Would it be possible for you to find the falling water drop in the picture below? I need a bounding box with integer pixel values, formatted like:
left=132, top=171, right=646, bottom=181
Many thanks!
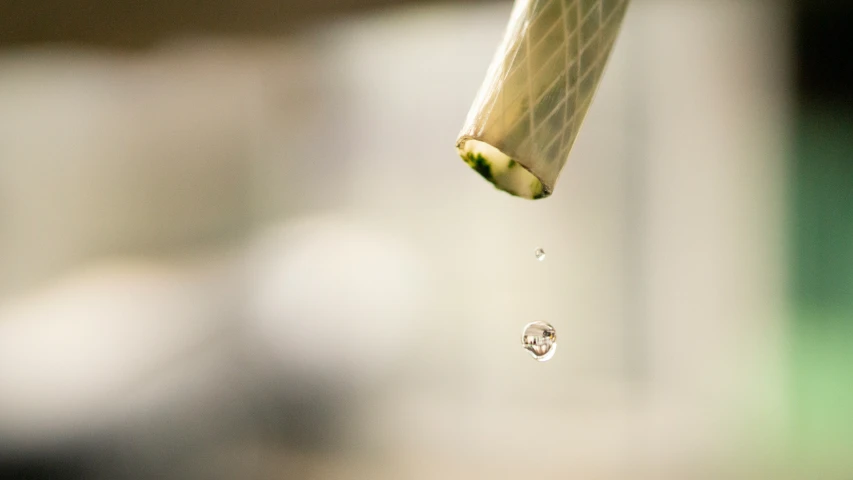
left=521, top=321, right=557, bottom=361
left=534, top=248, right=546, bottom=261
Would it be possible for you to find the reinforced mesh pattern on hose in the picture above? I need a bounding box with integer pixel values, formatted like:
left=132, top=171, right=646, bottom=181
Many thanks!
left=457, top=0, right=630, bottom=199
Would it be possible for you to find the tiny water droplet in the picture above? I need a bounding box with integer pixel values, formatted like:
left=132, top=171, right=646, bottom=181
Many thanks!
left=534, top=248, right=546, bottom=261
left=521, top=321, right=557, bottom=361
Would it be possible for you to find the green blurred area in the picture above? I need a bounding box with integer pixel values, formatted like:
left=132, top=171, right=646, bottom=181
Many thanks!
left=790, top=106, right=853, bottom=469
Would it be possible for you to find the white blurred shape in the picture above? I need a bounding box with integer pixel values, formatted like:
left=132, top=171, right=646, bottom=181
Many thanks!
left=0, top=259, right=234, bottom=442
left=246, top=215, right=427, bottom=382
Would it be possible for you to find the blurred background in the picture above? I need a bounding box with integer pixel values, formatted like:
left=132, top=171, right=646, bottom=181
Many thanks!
left=0, top=0, right=850, bottom=478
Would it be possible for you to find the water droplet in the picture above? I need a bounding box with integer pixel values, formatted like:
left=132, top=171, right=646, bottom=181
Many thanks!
left=534, top=248, right=546, bottom=261
left=521, top=321, right=557, bottom=361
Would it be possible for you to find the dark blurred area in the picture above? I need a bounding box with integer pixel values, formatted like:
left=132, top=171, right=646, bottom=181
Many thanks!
left=0, top=0, right=851, bottom=479
left=796, top=1, right=853, bottom=106
left=0, top=0, right=492, bottom=47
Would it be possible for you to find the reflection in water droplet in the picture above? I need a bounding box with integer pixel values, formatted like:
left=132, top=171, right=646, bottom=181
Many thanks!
left=521, top=321, right=557, bottom=361
left=534, top=248, right=546, bottom=261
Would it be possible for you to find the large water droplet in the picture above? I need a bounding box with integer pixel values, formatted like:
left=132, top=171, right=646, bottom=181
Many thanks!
left=534, top=248, right=546, bottom=261
left=521, top=321, right=557, bottom=361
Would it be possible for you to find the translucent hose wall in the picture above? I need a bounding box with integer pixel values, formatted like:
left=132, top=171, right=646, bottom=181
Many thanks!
left=457, top=0, right=629, bottom=199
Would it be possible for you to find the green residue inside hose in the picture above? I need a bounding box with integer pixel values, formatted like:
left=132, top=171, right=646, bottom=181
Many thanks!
left=457, top=139, right=548, bottom=199
left=464, top=151, right=495, bottom=184
left=531, top=179, right=546, bottom=199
